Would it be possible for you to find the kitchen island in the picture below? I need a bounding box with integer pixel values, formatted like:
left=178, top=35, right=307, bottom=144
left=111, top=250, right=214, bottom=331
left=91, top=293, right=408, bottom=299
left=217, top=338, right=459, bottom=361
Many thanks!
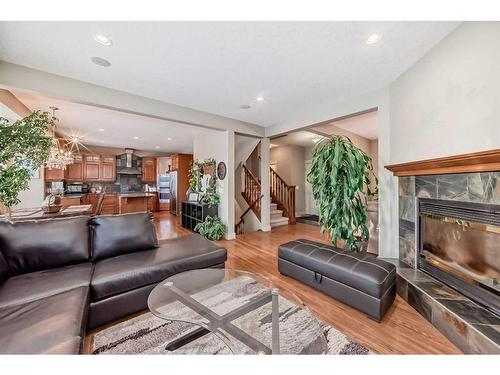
left=117, top=193, right=157, bottom=214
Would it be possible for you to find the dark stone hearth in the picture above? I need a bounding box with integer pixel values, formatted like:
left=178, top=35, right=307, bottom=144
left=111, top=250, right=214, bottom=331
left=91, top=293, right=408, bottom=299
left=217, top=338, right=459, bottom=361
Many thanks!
left=407, top=283, right=433, bottom=322
left=438, top=299, right=500, bottom=326
left=397, top=268, right=500, bottom=354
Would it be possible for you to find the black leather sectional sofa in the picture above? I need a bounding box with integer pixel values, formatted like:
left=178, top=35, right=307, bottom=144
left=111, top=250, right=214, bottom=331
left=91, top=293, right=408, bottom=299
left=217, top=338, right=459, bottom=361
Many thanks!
left=0, top=212, right=227, bottom=354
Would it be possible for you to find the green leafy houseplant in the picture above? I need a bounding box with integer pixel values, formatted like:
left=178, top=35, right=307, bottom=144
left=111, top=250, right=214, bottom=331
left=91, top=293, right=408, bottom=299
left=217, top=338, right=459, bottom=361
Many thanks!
left=194, top=215, right=226, bottom=241
left=307, top=135, right=376, bottom=252
left=202, top=189, right=220, bottom=207
left=188, top=159, right=200, bottom=192
left=0, top=111, right=53, bottom=218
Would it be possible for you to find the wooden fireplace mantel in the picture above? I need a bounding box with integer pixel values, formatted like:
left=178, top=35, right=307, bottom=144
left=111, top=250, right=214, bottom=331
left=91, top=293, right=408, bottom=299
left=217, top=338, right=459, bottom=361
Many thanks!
left=385, top=148, right=500, bottom=177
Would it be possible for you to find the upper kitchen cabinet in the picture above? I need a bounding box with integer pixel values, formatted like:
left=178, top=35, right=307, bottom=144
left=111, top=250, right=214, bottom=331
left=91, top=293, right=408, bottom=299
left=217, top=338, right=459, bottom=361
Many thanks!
left=142, top=157, right=157, bottom=183
left=100, top=154, right=116, bottom=182
left=83, top=154, right=101, bottom=181
left=65, top=154, right=83, bottom=181
left=44, top=167, right=65, bottom=181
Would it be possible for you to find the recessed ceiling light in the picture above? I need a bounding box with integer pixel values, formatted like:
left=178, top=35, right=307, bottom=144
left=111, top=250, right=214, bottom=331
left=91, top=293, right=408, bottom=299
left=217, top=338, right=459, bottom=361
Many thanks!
left=366, top=33, right=382, bottom=44
left=98, top=128, right=105, bottom=132
left=240, top=104, right=251, bottom=109
left=90, top=56, right=111, bottom=67
left=155, top=146, right=160, bottom=149
left=256, top=96, right=264, bottom=102
left=94, top=33, right=113, bottom=46
left=167, top=137, right=172, bottom=141
left=133, top=136, right=139, bottom=140
left=100, top=140, right=105, bottom=143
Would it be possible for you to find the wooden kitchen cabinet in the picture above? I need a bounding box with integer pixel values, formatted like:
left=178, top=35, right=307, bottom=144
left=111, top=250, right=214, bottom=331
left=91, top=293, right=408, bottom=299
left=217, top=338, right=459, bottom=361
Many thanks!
left=147, top=193, right=159, bottom=212
left=171, top=155, right=179, bottom=170
left=100, top=194, right=118, bottom=215
left=84, top=193, right=99, bottom=214
left=142, top=157, right=157, bottom=183
left=100, top=155, right=116, bottom=182
left=60, top=196, right=82, bottom=207
left=44, top=167, right=65, bottom=181
left=65, top=154, right=83, bottom=181
left=84, top=155, right=101, bottom=181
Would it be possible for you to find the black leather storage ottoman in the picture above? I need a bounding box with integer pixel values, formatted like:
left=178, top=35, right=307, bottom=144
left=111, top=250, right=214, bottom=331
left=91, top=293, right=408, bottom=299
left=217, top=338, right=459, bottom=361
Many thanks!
left=278, top=239, right=396, bottom=322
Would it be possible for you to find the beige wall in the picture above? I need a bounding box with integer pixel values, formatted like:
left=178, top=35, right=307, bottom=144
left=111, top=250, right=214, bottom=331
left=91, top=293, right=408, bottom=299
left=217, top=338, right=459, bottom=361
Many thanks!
left=194, top=129, right=235, bottom=240
left=390, top=22, right=500, bottom=163
left=270, top=144, right=306, bottom=215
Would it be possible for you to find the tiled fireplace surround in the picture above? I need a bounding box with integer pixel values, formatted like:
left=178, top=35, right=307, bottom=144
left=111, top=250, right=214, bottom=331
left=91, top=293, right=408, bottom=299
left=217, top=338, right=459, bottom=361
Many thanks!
left=397, top=172, right=500, bottom=354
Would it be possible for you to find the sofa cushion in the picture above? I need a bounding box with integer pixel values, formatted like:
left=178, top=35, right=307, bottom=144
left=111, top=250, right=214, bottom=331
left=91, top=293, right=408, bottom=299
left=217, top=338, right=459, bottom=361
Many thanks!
left=0, top=262, right=94, bottom=308
left=278, top=239, right=396, bottom=298
left=0, top=250, right=9, bottom=284
left=91, top=212, right=158, bottom=261
left=0, top=286, right=89, bottom=354
left=91, top=233, right=227, bottom=301
left=0, top=216, right=90, bottom=275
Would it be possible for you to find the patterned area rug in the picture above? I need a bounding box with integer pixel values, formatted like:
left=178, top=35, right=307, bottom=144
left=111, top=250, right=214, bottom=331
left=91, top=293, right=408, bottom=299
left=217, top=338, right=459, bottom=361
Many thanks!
left=92, top=276, right=370, bottom=355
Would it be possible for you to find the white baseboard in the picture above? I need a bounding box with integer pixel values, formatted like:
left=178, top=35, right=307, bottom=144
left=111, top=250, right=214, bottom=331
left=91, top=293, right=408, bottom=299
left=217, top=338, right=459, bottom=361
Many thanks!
left=224, top=232, right=236, bottom=240
left=260, top=225, right=272, bottom=232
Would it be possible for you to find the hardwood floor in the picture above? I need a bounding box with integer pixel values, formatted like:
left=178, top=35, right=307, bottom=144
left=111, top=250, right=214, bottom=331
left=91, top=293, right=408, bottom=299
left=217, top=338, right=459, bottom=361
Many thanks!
left=86, top=212, right=461, bottom=354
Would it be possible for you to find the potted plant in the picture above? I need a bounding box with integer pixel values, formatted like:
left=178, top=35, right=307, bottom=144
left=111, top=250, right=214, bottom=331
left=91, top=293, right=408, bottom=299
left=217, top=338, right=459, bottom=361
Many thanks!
left=202, top=189, right=220, bottom=207
left=0, top=111, right=53, bottom=220
left=194, top=215, right=226, bottom=241
left=307, top=135, right=377, bottom=252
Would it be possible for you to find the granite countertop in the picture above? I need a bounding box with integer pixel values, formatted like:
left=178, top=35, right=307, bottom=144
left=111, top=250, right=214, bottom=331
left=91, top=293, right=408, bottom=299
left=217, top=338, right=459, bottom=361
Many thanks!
left=60, top=194, right=87, bottom=199
left=117, top=193, right=156, bottom=198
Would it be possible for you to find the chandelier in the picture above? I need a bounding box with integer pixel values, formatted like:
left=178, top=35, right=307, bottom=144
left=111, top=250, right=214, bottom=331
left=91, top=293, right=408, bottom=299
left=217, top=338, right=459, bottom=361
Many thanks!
left=45, top=106, right=74, bottom=170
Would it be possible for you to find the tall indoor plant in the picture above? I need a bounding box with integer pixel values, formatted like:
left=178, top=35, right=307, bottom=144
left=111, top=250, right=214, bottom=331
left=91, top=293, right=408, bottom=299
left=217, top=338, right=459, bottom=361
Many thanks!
left=307, top=135, right=376, bottom=251
left=0, top=111, right=53, bottom=219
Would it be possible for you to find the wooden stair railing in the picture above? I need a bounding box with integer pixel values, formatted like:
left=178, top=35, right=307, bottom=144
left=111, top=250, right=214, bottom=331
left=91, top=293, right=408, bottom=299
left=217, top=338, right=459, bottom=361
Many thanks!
left=235, top=194, right=264, bottom=235
left=241, top=164, right=262, bottom=220
left=269, top=167, right=296, bottom=224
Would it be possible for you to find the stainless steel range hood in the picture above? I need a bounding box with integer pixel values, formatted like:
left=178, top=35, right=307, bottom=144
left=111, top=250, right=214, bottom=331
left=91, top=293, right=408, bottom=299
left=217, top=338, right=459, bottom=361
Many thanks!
left=117, top=148, right=142, bottom=175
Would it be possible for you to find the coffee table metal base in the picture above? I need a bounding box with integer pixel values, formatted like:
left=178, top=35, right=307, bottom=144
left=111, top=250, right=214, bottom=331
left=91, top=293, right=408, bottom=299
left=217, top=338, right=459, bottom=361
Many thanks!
left=163, top=281, right=280, bottom=354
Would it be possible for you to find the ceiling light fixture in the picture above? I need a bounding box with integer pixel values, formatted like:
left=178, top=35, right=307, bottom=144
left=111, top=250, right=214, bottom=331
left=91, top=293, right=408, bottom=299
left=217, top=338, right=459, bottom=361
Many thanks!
left=155, top=146, right=160, bottom=149
left=90, top=56, right=111, bottom=67
left=94, top=33, right=113, bottom=46
left=366, top=33, right=382, bottom=44
left=256, top=96, right=264, bottom=102
left=133, top=136, right=139, bottom=140
left=240, top=104, right=251, bottom=109
left=167, top=137, right=172, bottom=141
left=98, top=128, right=105, bottom=132
left=45, top=107, right=74, bottom=170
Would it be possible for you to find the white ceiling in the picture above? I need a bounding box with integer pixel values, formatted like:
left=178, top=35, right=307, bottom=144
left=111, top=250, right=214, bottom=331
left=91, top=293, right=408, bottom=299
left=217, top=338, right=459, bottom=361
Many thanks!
left=0, top=22, right=459, bottom=127
left=271, top=131, right=322, bottom=148
left=312, top=110, right=378, bottom=140
left=12, top=89, right=205, bottom=153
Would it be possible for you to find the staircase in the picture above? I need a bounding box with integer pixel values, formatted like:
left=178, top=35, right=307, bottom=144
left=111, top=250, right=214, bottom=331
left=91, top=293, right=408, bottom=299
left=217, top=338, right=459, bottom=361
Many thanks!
left=236, top=163, right=297, bottom=233
left=269, top=167, right=296, bottom=225
left=270, top=202, right=289, bottom=228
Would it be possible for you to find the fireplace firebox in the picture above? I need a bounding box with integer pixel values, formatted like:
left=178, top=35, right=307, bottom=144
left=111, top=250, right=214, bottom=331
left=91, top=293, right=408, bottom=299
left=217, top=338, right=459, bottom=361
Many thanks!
left=417, top=198, right=500, bottom=316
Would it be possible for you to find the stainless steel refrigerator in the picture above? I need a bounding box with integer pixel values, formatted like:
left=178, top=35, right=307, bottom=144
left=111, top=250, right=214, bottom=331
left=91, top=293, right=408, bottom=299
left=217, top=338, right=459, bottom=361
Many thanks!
left=169, top=170, right=178, bottom=215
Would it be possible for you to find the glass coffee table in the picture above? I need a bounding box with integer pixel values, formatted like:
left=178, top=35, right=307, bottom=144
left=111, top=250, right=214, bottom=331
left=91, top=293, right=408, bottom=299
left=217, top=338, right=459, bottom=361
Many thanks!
left=147, top=268, right=306, bottom=354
